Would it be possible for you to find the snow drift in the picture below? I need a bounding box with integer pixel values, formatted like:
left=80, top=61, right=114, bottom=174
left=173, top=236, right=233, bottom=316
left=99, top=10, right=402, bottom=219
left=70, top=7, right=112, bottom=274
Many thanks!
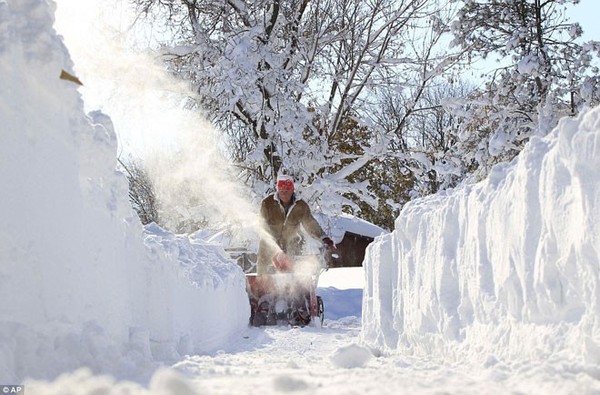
left=0, top=0, right=248, bottom=383
left=362, top=106, right=600, bottom=372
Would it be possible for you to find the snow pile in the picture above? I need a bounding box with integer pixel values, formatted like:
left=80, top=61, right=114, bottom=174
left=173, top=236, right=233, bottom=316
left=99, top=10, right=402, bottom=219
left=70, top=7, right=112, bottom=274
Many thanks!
left=330, top=343, right=373, bottom=369
left=362, top=106, right=600, bottom=371
left=0, top=0, right=247, bottom=383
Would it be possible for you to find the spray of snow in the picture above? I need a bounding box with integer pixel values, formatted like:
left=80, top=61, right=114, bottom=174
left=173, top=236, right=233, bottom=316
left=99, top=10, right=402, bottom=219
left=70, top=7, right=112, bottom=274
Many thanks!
left=54, top=0, right=260, bottom=239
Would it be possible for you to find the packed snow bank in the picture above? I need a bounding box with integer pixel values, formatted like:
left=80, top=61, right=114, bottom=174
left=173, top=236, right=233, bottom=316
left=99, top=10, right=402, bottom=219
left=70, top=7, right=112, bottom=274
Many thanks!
left=0, top=0, right=247, bottom=383
left=362, top=106, right=600, bottom=371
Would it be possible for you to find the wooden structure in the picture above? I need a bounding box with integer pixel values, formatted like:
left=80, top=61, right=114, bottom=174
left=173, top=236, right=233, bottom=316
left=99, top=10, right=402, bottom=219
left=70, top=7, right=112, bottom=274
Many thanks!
left=320, top=213, right=387, bottom=268
left=328, top=231, right=375, bottom=268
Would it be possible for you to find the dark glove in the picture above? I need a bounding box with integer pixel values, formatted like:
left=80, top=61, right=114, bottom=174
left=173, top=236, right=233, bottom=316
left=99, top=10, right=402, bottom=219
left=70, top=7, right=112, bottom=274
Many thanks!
left=322, top=237, right=336, bottom=249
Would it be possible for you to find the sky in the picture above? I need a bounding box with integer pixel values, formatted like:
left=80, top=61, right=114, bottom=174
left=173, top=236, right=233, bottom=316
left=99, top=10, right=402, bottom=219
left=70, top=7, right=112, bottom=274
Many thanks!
left=0, top=0, right=599, bottom=394
left=568, top=0, right=600, bottom=41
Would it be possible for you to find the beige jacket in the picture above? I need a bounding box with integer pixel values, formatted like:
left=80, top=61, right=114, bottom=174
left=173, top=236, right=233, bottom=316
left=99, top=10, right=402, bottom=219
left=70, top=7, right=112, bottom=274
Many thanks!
left=256, top=193, right=326, bottom=274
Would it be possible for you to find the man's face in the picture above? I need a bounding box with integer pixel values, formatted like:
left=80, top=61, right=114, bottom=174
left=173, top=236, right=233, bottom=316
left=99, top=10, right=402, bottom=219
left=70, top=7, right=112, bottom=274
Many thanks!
left=278, top=189, right=293, bottom=204
left=276, top=178, right=294, bottom=204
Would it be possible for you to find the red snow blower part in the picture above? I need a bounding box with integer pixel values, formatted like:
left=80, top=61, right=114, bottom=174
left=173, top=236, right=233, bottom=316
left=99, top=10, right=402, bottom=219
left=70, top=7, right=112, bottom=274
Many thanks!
left=246, top=246, right=333, bottom=327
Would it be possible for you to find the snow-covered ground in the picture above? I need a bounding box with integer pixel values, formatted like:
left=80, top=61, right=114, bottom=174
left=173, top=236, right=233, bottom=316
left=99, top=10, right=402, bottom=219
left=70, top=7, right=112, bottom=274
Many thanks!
left=1, top=0, right=599, bottom=394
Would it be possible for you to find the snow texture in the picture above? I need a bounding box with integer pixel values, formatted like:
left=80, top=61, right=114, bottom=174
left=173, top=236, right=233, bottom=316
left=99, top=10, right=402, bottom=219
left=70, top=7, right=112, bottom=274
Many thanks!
left=0, top=0, right=247, bottom=383
left=362, top=103, right=600, bottom=375
left=330, top=343, right=373, bottom=368
left=1, top=0, right=599, bottom=394
left=313, top=212, right=387, bottom=245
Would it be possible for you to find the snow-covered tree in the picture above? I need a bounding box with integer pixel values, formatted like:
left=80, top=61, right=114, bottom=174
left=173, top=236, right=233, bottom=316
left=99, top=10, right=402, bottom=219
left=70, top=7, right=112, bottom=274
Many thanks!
left=406, top=80, right=475, bottom=195
left=130, top=0, right=463, bottom=229
left=447, top=0, right=600, bottom=180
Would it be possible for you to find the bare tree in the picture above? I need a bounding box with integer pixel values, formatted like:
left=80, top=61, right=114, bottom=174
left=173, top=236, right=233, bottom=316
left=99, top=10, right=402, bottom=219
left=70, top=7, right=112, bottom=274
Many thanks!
left=118, top=157, right=159, bottom=225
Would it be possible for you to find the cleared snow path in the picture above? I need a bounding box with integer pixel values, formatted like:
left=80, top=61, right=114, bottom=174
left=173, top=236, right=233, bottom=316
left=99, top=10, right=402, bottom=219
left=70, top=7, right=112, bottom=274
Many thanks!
left=161, top=314, right=561, bottom=395
left=172, top=318, right=364, bottom=394
left=165, top=318, right=596, bottom=395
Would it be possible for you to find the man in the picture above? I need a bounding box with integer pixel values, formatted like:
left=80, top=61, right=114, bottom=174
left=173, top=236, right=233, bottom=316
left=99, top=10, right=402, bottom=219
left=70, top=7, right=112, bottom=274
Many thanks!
left=256, top=174, right=335, bottom=275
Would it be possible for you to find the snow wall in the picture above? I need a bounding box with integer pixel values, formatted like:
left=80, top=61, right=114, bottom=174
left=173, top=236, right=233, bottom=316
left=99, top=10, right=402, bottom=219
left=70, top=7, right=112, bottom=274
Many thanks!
left=361, top=106, right=600, bottom=371
left=0, top=0, right=248, bottom=383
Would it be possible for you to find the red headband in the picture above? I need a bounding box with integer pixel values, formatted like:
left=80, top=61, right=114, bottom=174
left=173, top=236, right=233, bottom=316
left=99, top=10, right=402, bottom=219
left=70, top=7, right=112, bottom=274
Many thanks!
left=276, top=179, right=294, bottom=191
